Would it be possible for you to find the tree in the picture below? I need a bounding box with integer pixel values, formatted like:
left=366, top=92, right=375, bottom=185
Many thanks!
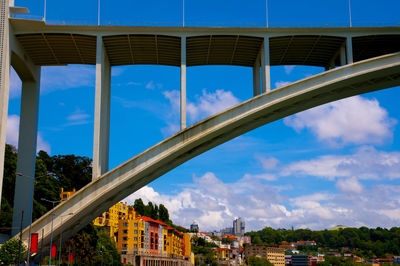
left=253, top=236, right=262, bottom=244
left=159, top=204, right=169, bottom=222
left=152, top=204, right=159, bottom=220
left=0, top=238, right=27, bottom=265
left=247, top=256, right=274, bottom=266
left=133, top=198, right=145, bottom=216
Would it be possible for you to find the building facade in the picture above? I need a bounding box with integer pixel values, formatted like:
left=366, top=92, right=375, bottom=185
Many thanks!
left=233, top=217, right=245, bottom=236
left=190, top=222, right=199, bottom=232
left=244, top=245, right=285, bottom=266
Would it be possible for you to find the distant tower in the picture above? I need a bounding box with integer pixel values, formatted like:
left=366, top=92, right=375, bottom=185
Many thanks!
left=233, top=217, right=245, bottom=236
left=190, top=221, right=199, bottom=232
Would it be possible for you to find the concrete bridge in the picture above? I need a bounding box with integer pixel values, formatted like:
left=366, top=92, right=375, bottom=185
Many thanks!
left=0, top=0, right=399, bottom=252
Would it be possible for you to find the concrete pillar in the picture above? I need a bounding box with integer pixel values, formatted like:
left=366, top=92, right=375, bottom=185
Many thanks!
left=261, top=36, right=271, bottom=93
left=340, top=43, right=346, bottom=66
left=11, top=68, right=41, bottom=236
left=180, top=36, right=186, bottom=130
left=346, top=36, right=353, bottom=64
left=0, top=0, right=10, bottom=211
left=252, top=56, right=260, bottom=97
left=93, top=34, right=111, bottom=180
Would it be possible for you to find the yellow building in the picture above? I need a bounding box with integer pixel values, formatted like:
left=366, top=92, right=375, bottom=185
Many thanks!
left=244, top=245, right=285, bottom=266
left=93, top=202, right=130, bottom=239
left=60, top=188, right=76, bottom=202
left=215, top=248, right=230, bottom=260
left=184, top=233, right=191, bottom=258
left=116, top=208, right=146, bottom=255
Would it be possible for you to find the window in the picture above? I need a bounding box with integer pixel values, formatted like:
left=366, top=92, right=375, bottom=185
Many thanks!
left=134, top=230, right=138, bottom=234
left=123, top=237, right=128, bottom=241
left=134, top=223, right=137, bottom=227
left=134, top=244, right=137, bottom=248
left=123, top=230, right=128, bottom=234
left=134, top=237, right=137, bottom=241
left=121, top=251, right=127, bottom=254
left=122, top=244, right=127, bottom=248
left=123, top=222, right=128, bottom=227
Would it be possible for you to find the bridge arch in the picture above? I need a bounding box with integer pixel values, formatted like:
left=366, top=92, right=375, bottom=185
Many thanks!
left=19, top=52, right=400, bottom=250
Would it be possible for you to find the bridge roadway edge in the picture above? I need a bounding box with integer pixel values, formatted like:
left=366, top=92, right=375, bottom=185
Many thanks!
left=16, top=53, right=400, bottom=251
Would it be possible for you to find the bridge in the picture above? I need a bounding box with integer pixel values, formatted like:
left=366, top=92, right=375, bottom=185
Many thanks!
left=0, top=0, right=399, bottom=254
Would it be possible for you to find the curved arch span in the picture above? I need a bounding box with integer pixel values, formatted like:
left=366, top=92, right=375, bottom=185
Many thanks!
left=20, top=53, right=400, bottom=248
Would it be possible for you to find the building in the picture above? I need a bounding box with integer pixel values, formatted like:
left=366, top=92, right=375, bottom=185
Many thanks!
left=291, top=255, right=310, bottom=266
left=60, top=188, right=75, bottom=202
left=118, top=213, right=192, bottom=265
left=190, top=221, right=199, bottom=232
left=233, top=217, right=245, bottom=236
left=244, top=245, right=285, bottom=266
left=221, top=227, right=233, bottom=235
left=93, top=201, right=129, bottom=239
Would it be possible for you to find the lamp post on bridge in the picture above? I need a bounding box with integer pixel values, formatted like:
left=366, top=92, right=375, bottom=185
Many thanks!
left=15, top=172, right=54, bottom=266
left=41, top=198, right=60, bottom=266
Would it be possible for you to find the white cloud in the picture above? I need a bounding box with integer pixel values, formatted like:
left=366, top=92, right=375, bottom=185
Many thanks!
left=284, top=65, right=295, bottom=75
left=57, top=108, right=92, bottom=127
left=284, top=96, right=396, bottom=146
left=282, top=146, right=400, bottom=181
left=6, top=115, right=19, bottom=146
left=125, top=171, right=286, bottom=231
left=336, top=177, right=364, bottom=193
left=146, top=81, right=155, bottom=90
left=124, top=171, right=400, bottom=231
left=10, top=67, right=22, bottom=98
left=242, top=173, right=277, bottom=181
left=41, top=65, right=95, bottom=93
left=6, top=115, right=51, bottom=153
left=256, top=155, right=279, bottom=170
left=161, top=89, right=240, bottom=136
left=275, top=81, right=291, bottom=88
left=187, top=89, right=240, bottom=122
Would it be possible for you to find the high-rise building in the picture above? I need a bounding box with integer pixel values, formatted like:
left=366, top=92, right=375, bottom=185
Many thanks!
left=233, top=217, right=245, bottom=236
left=190, top=221, right=199, bottom=232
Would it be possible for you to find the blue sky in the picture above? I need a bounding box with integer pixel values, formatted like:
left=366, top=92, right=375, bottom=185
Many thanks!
left=7, top=0, right=400, bottom=231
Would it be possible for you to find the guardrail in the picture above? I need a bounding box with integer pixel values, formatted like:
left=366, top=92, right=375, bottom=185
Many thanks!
left=11, top=14, right=400, bottom=28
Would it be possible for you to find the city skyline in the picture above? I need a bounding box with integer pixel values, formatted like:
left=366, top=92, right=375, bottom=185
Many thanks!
left=6, top=0, right=400, bottom=231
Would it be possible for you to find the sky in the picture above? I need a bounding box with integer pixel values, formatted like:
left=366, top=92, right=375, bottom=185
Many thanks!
left=6, top=0, right=400, bottom=232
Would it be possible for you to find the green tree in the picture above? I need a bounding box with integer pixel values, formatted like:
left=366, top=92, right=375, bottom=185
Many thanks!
left=133, top=198, right=145, bottom=216
left=152, top=204, right=159, bottom=220
left=247, top=255, right=274, bottom=266
left=0, top=238, right=27, bottom=265
left=159, top=204, right=169, bottom=222
left=253, top=236, right=262, bottom=244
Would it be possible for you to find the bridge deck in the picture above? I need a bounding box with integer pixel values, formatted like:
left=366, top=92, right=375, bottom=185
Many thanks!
left=10, top=19, right=400, bottom=67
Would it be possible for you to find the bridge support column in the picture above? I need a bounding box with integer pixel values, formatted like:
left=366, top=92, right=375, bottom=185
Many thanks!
left=340, top=43, right=347, bottom=66
left=346, top=36, right=353, bottom=64
left=11, top=67, right=41, bottom=236
left=253, top=52, right=261, bottom=96
left=261, top=36, right=271, bottom=93
left=180, top=36, right=186, bottom=130
left=93, top=35, right=111, bottom=180
left=0, top=0, right=10, bottom=211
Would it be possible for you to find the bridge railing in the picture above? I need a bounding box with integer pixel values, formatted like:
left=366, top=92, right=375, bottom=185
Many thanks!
left=11, top=0, right=400, bottom=28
